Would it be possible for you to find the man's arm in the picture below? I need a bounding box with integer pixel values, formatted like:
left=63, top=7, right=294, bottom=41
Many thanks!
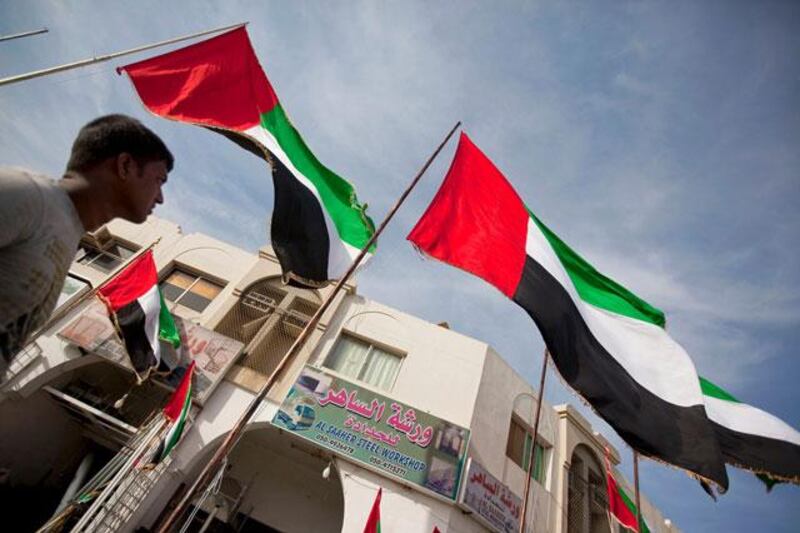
left=0, top=168, right=44, bottom=249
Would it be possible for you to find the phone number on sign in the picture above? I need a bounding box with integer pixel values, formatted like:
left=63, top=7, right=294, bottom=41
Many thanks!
left=315, top=433, right=355, bottom=455
left=368, top=456, right=408, bottom=477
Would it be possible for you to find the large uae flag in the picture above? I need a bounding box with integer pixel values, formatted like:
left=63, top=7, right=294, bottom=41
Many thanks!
left=99, top=250, right=179, bottom=380
left=408, top=133, right=728, bottom=489
left=701, top=376, right=800, bottom=485
left=119, top=27, right=375, bottom=287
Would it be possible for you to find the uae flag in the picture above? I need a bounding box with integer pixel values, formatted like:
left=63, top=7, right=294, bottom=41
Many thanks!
left=701, top=376, right=800, bottom=485
left=152, top=361, right=195, bottom=463
left=99, top=250, right=180, bottom=380
left=408, top=133, right=728, bottom=490
left=363, top=488, right=382, bottom=533
left=605, top=452, right=650, bottom=533
left=119, top=27, right=375, bottom=287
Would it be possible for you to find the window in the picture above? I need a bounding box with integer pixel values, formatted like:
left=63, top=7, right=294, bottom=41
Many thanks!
left=78, top=241, right=136, bottom=273
left=506, top=417, right=547, bottom=484
left=160, top=268, right=224, bottom=312
left=323, top=333, right=402, bottom=391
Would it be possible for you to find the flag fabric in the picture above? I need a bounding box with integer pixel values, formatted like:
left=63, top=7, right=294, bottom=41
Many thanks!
left=119, top=27, right=375, bottom=288
left=152, top=361, right=195, bottom=463
left=363, top=487, right=382, bottom=533
left=407, top=132, right=728, bottom=490
left=700, top=376, right=800, bottom=485
left=605, top=452, right=650, bottom=533
left=99, top=250, right=179, bottom=380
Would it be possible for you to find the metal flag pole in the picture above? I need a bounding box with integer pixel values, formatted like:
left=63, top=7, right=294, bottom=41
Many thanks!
left=633, top=450, right=642, bottom=533
left=0, top=28, right=49, bottom=43
left=0, top=22, right=246, bottom=87
left=157, top=121, right=462, bottom=533
left=518, top=348, right=550, bottom=533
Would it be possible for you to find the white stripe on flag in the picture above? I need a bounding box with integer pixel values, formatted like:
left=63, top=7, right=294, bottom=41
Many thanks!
left=243, top=125, right=369, bottom=278
left=524, top=217, right=704, bottom=408
left=137, top=284, right=162, bottom=368
left=705, top=395, right=800, bottom=445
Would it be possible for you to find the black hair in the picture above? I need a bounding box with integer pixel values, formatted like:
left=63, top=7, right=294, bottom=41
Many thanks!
left=66, top=114, right=174, bottom=172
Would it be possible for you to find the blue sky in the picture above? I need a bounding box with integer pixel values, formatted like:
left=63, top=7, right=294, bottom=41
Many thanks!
left=1, top=1, right=798, bottom=531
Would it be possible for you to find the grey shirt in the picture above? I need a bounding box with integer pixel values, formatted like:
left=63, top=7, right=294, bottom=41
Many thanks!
left=0, top=167, right=84, bottom=369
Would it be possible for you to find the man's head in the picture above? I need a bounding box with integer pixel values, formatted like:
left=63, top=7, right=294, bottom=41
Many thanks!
left=67, top=114, right=173, bottom=223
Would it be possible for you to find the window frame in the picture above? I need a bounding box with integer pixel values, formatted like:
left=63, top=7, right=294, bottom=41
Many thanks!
left=159, top=265, right=225, bottom=313
left=506, top=415, right=549, bottom=484
left=321, top=331, right=405, bottom=392
left=76, top=238, right=138, bottom=273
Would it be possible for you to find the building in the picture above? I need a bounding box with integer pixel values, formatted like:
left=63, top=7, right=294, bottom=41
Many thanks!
left=0, top=216, right=681, bottom=533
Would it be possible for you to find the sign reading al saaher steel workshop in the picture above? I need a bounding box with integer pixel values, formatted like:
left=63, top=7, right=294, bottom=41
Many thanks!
left=272, top=365, right=470, bottom=500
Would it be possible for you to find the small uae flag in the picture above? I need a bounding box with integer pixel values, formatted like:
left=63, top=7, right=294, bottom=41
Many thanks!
left=119, top=27, right=375, bottom=288
left=152, top=361, right=195, bottom=463
left=605, top=452, right=650, bottom=533
left=99, top=250, right=180, bottom=380
left=408, top=133, right=728, bottom=490
left=363, top=487, right=382, bottom=533
left=701, top=376, right=800, bottom=486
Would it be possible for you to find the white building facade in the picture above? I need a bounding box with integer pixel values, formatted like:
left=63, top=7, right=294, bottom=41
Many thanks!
left=0, top=216, right=681, bottom=533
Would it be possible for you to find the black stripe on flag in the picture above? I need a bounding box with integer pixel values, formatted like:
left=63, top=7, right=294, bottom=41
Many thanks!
left=116, top=300, right=157, bottom=375
left=712, top=422, right=800, bottom=481
left=205, top=126, right=330, bottom=287
left=512, top=256, right=729, bottom=489
left=270, top=156, right=330, bottom=286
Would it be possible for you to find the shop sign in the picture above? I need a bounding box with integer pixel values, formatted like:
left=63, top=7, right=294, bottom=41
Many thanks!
left=272, top=365, right=470, bottom=500
left=459, top=458, right=522, bottom=533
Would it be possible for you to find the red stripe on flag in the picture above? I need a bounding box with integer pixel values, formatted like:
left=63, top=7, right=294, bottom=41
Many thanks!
left=99, top=250, right=158, bottom=310
left=164, top=361, right=195, bottom=421
left=119, top=27, right=279, bottom=131
left=605, top=449, right=640, bottom=532
left=407, top=132, right=528, bottom=298
left=606, top=470, right=639, bottom=531
left=363, top=487, right=381, bottom=533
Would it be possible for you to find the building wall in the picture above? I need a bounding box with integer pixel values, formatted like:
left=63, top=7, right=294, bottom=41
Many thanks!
left=0, top=215, right=683, bottom=533
left=469, top=348, right=560, bottom=533
left=553, top=405, right=682, bottom=533
left=336, top=458, right=486, bottom=533
left=309, top=293, right=488, bottom=428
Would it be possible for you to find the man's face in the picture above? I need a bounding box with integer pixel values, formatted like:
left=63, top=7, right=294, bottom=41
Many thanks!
left=123, top=158, right=168, bottom=223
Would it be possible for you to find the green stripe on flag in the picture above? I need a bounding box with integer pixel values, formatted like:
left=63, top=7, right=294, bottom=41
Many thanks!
left=158, top=289, right=180, bottom=348
left=699, top=377, right=740, bottom=403
left=528, top=210, right=666, bottom=328
left=619, top=483, right=651, bottom=533
left=260, top=104, right=376, bottom=251
left=160, top=383, right=192, bottom=461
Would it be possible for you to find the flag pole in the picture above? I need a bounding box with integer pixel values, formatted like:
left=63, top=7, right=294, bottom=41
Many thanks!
left=633, top=450, right=642, bottom=533
left=156, top=121, right=462, bottom=533
left=518, top=348, right=550, bottom=533
left=0, top=22, right=246, bottom=87
left=0, top=27, right=48, bottom=43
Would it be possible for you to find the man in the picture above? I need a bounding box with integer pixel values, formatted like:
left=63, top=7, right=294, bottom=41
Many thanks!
left=0, top=114, right=173, bottom=372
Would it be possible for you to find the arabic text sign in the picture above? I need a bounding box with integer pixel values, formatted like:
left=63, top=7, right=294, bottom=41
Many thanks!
left=460, top=458, right=522, bottom=533
left=272, top=365, right=470, bottom=500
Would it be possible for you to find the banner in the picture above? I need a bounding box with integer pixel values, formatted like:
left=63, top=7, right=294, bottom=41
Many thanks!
left=58, top=299, right=243, bottom=403
left=272, top=365, right=470, bottom=500
left=459, top=458, right=522, bottom=533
